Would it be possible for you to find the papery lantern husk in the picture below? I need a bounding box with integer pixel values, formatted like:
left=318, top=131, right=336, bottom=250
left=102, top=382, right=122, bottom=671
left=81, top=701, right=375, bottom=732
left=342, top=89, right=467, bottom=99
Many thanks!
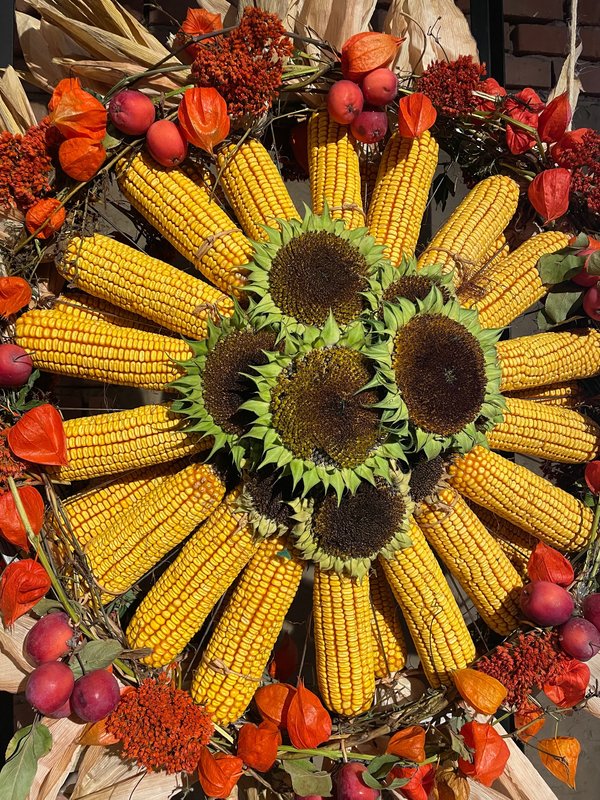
left=452, top=669, right=507, bottom=715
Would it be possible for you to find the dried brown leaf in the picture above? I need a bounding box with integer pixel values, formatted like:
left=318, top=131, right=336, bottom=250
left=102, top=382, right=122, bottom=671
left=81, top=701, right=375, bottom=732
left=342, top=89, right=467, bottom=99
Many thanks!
left=70, top=749, right=182, bottom=800
left=0, top=613, right=35, bottom=692
left=384, top=0, right=478, bottom=76
left=296, top=0, right=377, bottom=50
left=0, top=66, right=37, bottom=133
left=29, top=717, right=84, bottom=800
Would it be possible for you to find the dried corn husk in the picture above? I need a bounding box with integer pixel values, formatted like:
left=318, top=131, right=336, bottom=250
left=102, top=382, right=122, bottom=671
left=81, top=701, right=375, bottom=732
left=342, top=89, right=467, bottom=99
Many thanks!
left=0, top=613, right=35, bottom=692
left=383, top=0, right=478, bottom=76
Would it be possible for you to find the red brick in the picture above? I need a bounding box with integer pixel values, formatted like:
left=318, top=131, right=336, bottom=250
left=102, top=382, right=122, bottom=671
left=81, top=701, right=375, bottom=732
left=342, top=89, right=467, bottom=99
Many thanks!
left=505, top=23, right=512, bottom=52
left=505, top=55, right=553, bottom=88
left=580, top=64, right=600, bottom=96
left=579, top=0, right=600, bottom=25
left=514, top=23, right=568, bottom=56
left=581, top=28, right=600, bottom=61
left=503, top=0, right=564, bottom=23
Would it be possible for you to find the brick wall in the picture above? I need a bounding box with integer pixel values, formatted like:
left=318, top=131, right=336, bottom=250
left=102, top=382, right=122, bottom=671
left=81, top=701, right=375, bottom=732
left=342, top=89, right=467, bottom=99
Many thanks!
left=456, top=0, right=600, bottom=128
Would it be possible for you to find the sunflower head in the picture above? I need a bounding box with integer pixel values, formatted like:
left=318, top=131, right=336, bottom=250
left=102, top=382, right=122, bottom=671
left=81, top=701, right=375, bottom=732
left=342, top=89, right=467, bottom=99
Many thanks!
left=364, top=258, right=454, bottom=318
left=375, top=290, right=504, bottom=458
left=291, top=470, right=413, bottom=578
left=243, top=316, right=407, bottom=498
left=171, top=306, right=288, bottom=465
left=238, top=468, right=295, bottom=539
left=246, top=207, right=388, bottom=335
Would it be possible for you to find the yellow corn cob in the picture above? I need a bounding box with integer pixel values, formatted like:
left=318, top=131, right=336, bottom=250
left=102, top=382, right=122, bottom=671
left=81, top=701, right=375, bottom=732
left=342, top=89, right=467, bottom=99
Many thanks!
left=53, top=292, right=156, bottom=331
left=313, top=568, right=375, bottom=716
left=191, top=537, right=304, bottom=724
left=57, top=234, right=234, bottom=339
left=15, top=309, right=191, bottom=392
left=506, top=381, right=586, bottom=408
left=216, top=140, right=300, bottom=240
left=417, top=490, right=522, bottom=635
left=370, top=562, right=407, bottom=678
left=86, top=463, right=225, bottom=596
left=458, top=231, right=569, bottom=328
left=469, top=503, right=536, bottom=579
left=48, top=403, right=207, bottom=482
left=487, top=396, right=600, bottom=462
left=127, top=488, right=258, bottom=667
left=62, top=461, right=185, bottom=548
left=116, top=151, right=251, bottom=298
left=366, top=131, right=439, bottom=264
left=417, top=175, right=519, bottom=282
left=449, top=446, right=594, bottom=552
left=308, top=109, right=365, bottom=229
left=379, top=520, right=476, bottom=686
left=497, top=328, right=600, bottom=392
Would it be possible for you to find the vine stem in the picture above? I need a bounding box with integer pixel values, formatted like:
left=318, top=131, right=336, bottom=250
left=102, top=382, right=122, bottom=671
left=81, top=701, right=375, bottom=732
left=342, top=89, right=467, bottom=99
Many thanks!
left=7, top=476, right=134, bottom=679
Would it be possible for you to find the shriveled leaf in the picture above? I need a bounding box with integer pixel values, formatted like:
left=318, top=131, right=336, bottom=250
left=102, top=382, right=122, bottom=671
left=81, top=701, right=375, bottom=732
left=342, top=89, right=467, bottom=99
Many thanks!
left=0, top=722, right=52, bottom=800
left=281, top=757, right=333, bottom=797
left=69, top=639, right=122, bottom=679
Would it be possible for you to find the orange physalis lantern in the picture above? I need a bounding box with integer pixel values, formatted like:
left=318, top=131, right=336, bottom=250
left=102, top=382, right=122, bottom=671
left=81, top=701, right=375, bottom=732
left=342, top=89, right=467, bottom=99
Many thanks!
left=457, top=721, right=509, bottom=787
left=254, top=682, right=295, bottom=728
left=527, top=168, right=571, bottom=223
left=0, top=485, right=45, bottom=550
left=0, top=559, right=52, bottom=626
left=286, top=680, right=332, bottom=749
left=397, top=93, right=437, bottom=138
left=341, top=32, right=404, bottom=82
left=25, top=198, right=66, bottom=239
left=197, top=747, right=243, bottom=798
left=7, top=404, right=68, bottom=466
left=514, top=701, right=545, bottom=742
left=237, top=721, right=281, bottom=772
left=538, top=737, right=580, bottom=789
left=543, top=659, right=589, bottom=708
left=177, top=8, right=222, bottom=58
left=527, top=541, right=574, bottom=586
left=386, top=725, right=426, bottom=762
left=389, top=763, right=436, bottom=800
left=538, top=93, right=571, bottom=144
left=59, top=138, right=106, bottom=182
left=177, top=87, right=230, bottom=154
left=452, top=668, right=507, bottom=715
left=50, top=79, right=107, bottom=140
left=0, top=277, right=31, bottom=317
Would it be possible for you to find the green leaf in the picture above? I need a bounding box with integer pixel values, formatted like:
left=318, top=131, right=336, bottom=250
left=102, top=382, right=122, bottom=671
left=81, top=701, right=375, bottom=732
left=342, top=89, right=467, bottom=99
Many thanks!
left=0, top=723, right=52, bottom=800
left=69, top=638, right=122, bottom=679
left=587, top=250, right=600, bottom=275
left=542, top=284, right=583, bottom=325
left=31, top=598, right=64, bottom=615
left=281, top=758, right=332, bottom=797
left=538, top=252, right=584, bottom=285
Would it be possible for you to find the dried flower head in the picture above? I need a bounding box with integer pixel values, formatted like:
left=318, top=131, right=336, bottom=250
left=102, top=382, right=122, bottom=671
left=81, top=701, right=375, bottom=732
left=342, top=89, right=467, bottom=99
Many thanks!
left=476, top=630, right=570, bottom=710
left=417, top=55, right=486, bottom=117
left=0, top=119, right=60, bottom=210
left=191, top=7, right=293, bottom=121
left=105, top=678, right=214, bottom=773
left=557, top=129, right=600, bottom=218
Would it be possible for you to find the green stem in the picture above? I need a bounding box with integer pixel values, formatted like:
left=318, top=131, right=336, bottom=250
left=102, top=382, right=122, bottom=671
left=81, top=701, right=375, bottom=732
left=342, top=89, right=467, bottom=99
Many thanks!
left=7, top=476, right=134, bottom=679
left=581, top=494, right=600, bottom=595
